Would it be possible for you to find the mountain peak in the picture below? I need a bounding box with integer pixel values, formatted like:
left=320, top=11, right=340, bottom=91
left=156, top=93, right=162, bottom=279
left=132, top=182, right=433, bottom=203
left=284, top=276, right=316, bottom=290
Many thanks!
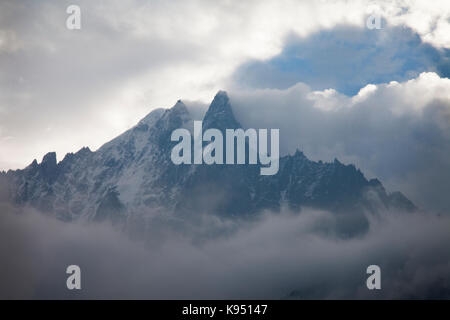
left=40, top=152, right=58, bottom=183
left=166, top=99, right=189, bottom=119
left=173, top=99, right=186, bottom=109
left=153, top=99, right=192, bottom=136
left=137, top=108, right=165, bottom=127
left=203, top=90, right=241, bottom=131
left=293, top=149, right=306, bottom=158
left=215, top=90, right=228, bottom=98
left=42, top=152, right=57, bottom=165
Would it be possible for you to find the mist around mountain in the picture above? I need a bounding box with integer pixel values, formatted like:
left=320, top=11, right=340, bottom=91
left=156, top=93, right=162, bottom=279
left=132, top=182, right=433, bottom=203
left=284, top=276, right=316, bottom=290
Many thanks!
left=1, top=194, right=450, bottom=299
left=1, top=91, right=449, bottom=299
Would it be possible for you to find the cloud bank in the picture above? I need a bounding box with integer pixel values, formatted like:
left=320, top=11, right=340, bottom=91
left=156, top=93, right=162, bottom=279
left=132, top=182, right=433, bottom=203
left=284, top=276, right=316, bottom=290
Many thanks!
left=1, top=204, right=450, bottom=299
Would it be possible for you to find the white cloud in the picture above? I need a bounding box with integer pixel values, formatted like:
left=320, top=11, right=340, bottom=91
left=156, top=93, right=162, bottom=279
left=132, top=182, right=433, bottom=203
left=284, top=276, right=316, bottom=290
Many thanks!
left=0, top=0, right=448, bottom=170
left=384, top=0, right=450, bottom=49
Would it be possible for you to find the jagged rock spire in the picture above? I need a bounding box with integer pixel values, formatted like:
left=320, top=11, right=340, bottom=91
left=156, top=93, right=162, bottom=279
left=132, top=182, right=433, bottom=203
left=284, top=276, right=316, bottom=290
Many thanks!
left=202, top=91, right=241, bottom=131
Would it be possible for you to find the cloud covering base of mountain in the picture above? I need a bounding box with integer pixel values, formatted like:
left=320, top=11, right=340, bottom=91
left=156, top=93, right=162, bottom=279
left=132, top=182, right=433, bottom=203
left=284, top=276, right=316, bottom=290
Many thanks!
left=1, top=202, right=450, bottom=299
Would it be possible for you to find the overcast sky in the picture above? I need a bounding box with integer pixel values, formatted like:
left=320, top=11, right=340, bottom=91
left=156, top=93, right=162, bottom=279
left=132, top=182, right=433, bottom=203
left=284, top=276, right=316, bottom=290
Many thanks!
left=1, top=0, right=450, bottom=211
